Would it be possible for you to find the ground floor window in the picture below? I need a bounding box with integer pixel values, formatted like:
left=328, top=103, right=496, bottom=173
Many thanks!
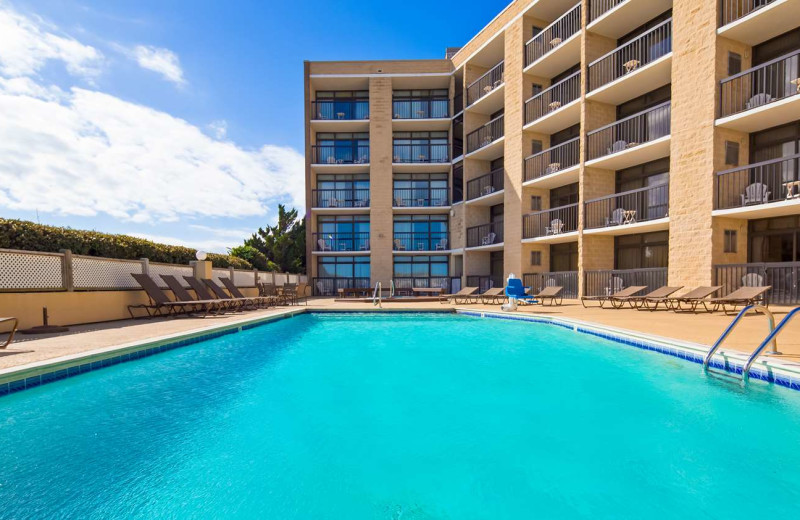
left=315, top=256, right=370, bottom=295
left=550, top=242, right=578, bottom=272
left=393, top=255, right=449, bottom=279
left=749, top=216, right=800, bottom=262
left=615, top=231, right=668, bottom=270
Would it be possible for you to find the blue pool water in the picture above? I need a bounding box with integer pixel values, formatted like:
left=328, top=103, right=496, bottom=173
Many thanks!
left=1, top=312, right=799, bottom=518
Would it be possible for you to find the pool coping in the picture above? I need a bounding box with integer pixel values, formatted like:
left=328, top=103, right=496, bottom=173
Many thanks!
left=2, top=307, right=800, bottom=397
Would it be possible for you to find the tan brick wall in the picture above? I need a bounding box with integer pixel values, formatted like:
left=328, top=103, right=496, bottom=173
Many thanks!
left=368, top=77, right=394, bottom=286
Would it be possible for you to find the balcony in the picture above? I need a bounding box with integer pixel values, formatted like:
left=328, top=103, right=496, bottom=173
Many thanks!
left=393, top=231, right=450, bottom=252
left=523, top=271, right=578, bottom=299
left=584, top=183, right=670, bottom=235
left=523, top=3, right=582, bottom=78
left=392, top=97, right=451, bottom=131
left=584, top=267, right=668, bottom=297
left=466, top=168, right=504, bottom=205
left=313, top=277, right=371, bottom=296
left=466, top=62, right=505, bottom=114
left=466, top=115, right=504, bottom=160
left=393, top=187, right=450, bottom=211
left=311, top=100, right=369, bottom=131
left=714, top=262, right=800, bottom=305
left=719, top=0, right=800, bottom=45
left=586, top=18, right=672, bottom=105
left=313, top=232, right=370, bottom=253
left=311, top=188, right=370, bottom=212
left=713, top=154, right=800, bottom=218
left=523, top=72, right=580, bottom=134
left=466, top=221, right=504, bottom=249
left=587, top=0, right=672, bottom=39
left=717, top=50, right=800, bottom=133
left=392, top=143, right=450, bottom=172
left=585, top=101, right=671, bottom=170
left=311, top=145, right=370, bottom=173
left=523, top=203, right=579, bottom=243
left=523, top=137, right=580, bottom=188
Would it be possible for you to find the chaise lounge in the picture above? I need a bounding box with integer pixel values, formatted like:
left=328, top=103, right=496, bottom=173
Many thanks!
left=609, top=286, right=683, bottom=309
left=707, top=286, right=772, bottom=315
left=160, top=275, right=230, bottom=316
left=581, top=286, right=647, bottom=308
left=441, top=287, right=479, bottom=304
left=129, top=273, right=198, bottom=318
left=1, top=317, right=18, bottom=348
left=533, top=285, right=564, bottom=306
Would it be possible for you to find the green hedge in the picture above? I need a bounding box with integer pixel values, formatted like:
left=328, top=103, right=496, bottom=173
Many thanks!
left=0, top=218, right=253, bottom=269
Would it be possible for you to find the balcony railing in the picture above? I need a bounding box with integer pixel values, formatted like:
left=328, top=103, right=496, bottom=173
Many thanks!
left=586, top=101, right=671, bottom=160
left=466, top=168, right=504, bottom=200
left=467, top=115, right=504, bottom=153
left=393, top=232, right=450, bottom=252
left=392, top=143, right=450, bottom=163
left=720, top=0, right=778, bottom=27
left=313, top=232, right=370, bottom=252
left=523, top=271, right=578, bottom=299
left=584, top=267, right=668, bottom=297
left=392, top=187, right=450, bottom=207
left=523, top=203, right=579, bottom=239
left=393, top=98, right=449, bottom=119
left=524, top=137, right=580, bottom=183
left=394, top=277, right=459, bottom=295
left=311, top=100, right=369, bottom=121
left=311, top=188, right=370, bottom=208
left=312, top=145, right=370, bottom=165
left=525, top=3, right=581, bottom=67
left=524, top=72, right=580, bottom=125
left=466, top=275, right=501, bottom=293
left=714, top=262, right=800, bottom=305
left=587, top=18, right=672, bottom=92
left=467, top=61, right=505, bottom=106
left=584, top=183, right=669, bottom=229
left=715, top=154, right=800, bottom=210
left=466, top=221, right=504, bottom=248
left=719, top=49, right=800, bottom=118
left=589, top=0, right=626, bottom=22
left=313, top=277, right=371, bottom=296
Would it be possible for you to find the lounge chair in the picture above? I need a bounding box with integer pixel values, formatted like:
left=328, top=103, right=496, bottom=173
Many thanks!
left=534, top=286, right=564, bottom=306
left=129, top=273, right=196, bottom=318
left=506, top=278, right=538, bottom=304
left=708, top=286, right=772, bottom=315
left=160, top=274, right=229, bottom=316
left=665, top=286, right=724, bottom=313
left=204, top=278, right=261, bottom=310
left=581, top=286, right=647, bottom=308
left=441, top=287, right=479, bottom=304
left=183, top=276, right=244, bottom=311
left=610, top=286, right=683, bottom=309
left=220, top=277, right=275, bottom=308
left=480, top=287, right=506, bottom=304
left=1, top=317, right=18, bottom=348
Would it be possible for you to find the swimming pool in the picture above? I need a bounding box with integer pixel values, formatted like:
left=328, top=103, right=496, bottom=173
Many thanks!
left=1, top=312, right=799, bottom=518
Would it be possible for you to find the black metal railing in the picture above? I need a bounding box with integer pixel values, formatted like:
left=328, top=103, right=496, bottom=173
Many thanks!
left=584, top=184, right=669, bottom=229
left=523, top=271, right=579, bottom=299
left=719, top=49, right=800, bottom=118
left=714, top=262, right=800, bottom=305
left=393, top=232, right=450, bottom=252
left=311, top=188, right=371, bottom=208
left=523, top=204, right=579, bottom=239
left=715, top=154, right=800, bottom=210
left=524, top=72, right=580, bottom=125
left=465, top=275, right=500, bottom=293
left=466, top=169, right=504, bottom=200
left=720, top=0, right=777, bottom=27
left=467, top=115, right=504, bottom=153
left=312, top=232, right=370, bottom=252
left=393, top=98, right=449, bottom=119
left=394, top=277, right=458, bottom=295
left=466, top=221, right=504, bottom=248
left=312, top=145, right=370, bottom=165
left=586, top=101, right=671, bottom=160
left=524, top=137, right=580, bottom=183
left=589, top=0, right=625, bottom=22
left=584, top=267, right=668, bottom=297
left=392, top=143, right=450, bottom=163
left=313, top=277, right=371, bottom=296
left=311, top=100, right=369, bottom=121
left=467, top=61, right=505, bottom=106
left=588, top=18, right=672, bottom=91
left=392, top=187, right=450, bottom=207
left=525, top=3, right=581, bottom=67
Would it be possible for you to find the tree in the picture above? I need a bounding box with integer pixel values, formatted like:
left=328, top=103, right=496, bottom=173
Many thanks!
left=235, top=205, right=305, bottom=273
left=228, top=245, right=274, bottom=271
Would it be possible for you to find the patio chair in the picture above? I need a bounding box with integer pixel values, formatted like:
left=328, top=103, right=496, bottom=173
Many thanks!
left=505, top=278, right=538, bottom=305
left=608, top=140, right=627, bottom=154
left=204, top=278, right=261, bottom=310
left=183, top=276, right=244, bottom=311
left=360, top=239, right=370, bottom=251
left=435, top=237, right=448, bottom=250
left=441, top=286, right=479, bottom=304
left=1, top=317, right=18, bottom=349
left=746, top=93, right=772, bottom=109
left=480, top=287, right=507, bottom=305
left=160, top=274, right=230, bottom=316
left=282, top=282, right=309, bottom=306
left=220, top=277, right=276, bottom=308
left=581, top=285, right=646, bottom=308
left=394, top=239, right=407, bottom=251
left=546, top=218, right=564, bottom=235
left=262, top=283, right=290, bottom=305
left=610, top=286, right=683, bottom=309
left=741, top=183, right=770, bottom=206
left=664, top=286, right=724, bottom=313
left=742, top=272, right=765, bottom=287
left=534, top=286, right=564, bottom=306
left=707, top=286, right=772, bottom=315
left=606, top=208, right=625, bottom=226
left=129, top=273, right=196, bottom=318
left=318, top=238, right=332, bottom=252
left=481, top=232, right=497, bottom=246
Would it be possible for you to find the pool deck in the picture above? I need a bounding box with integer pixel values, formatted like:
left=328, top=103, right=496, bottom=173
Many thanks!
left=1, top=298, right=799, bottom=376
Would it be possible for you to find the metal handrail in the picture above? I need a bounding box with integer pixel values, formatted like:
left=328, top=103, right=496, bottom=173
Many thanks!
left=373, top=281, right=382, bottom=308
left=742, top=306, right=800, bottom=383
left=703, top=305, right=777, bottom=374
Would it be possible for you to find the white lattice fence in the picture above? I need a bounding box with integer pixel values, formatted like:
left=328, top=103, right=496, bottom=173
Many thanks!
left=72, top=256, right=144, bottom=290
left=148, top=262, right=194, bottom=288
left=0, top=249, right=64, bottom=290
left=233, top=269, right=256, bottom=287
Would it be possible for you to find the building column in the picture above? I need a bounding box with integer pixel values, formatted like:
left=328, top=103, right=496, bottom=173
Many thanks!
left=369, top=76, right=394, bottom=287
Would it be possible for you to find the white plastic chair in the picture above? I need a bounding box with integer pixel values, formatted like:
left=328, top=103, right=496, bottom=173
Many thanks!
left=741, top=183, right=770, bottom=205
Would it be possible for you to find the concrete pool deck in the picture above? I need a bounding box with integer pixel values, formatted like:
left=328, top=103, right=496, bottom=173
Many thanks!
left=1, top=297, right=799, bottom=374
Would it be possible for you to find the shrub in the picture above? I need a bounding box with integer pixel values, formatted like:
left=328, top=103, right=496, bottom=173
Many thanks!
left=229, top=245, right=275, bottom=272
left=0, top=218, right=253, bottom=269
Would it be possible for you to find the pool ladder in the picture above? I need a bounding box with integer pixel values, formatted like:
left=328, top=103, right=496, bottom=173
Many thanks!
left=704, top=305, right=800, bottom=385
left=372, top=282, right=382, bottom=308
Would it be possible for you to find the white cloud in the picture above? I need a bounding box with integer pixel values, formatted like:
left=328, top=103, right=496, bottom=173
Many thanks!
left=129, top=230, right=247, bottom=254
left=131, top=45, right=185, bottom=85
left=207, top=119, right=227, bottom=140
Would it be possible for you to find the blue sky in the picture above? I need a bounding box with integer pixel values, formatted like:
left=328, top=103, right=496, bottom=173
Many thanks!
left=0, top=0, right=507, bottom=252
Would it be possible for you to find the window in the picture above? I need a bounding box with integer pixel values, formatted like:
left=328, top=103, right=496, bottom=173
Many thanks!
left=724, top=230, right=738, bottom=253
left=393, top=255, right=449, bottom=282
left=614, top=231, right=669, bottom=269
left=753, top=27, right=800, bottom=66
left=551, top=124, right=580, bottom=147
left=392, top=131, right=449, bottom=163
left=316, top=256, right=370, bottom=294
left=616, top=84, right=671, bottom=119
left=617, top=9, right=672, bottom=46
left=550, top=183, right=579, bottom=208
left=314, top=174, right=369, bottom=208
left=315, top=132, right=369, bottom=164
left=313, top=91, right=369, bottom=120
left=551, top=63, right=580, bottom=85
left=749, top=216, right=800, bottom=262
left=393, top=173, right=449, bottom=207
left=531, top=196, right=542, bottom=211
left=531, top=84, right=543, bottom=97
left=452, top=162, right=464, bottom=203
left=393, top=215, right=449, bottom=251
left=453, top=114, right=464, bottom=158
left=392, top=89, right=449, bottom=119
left=530, top=251, right=542, bottom=266
left=727, top=52, right=741, bottom=76
left=725, top=141, right=740, bottom=166
left=316, top=215, right=370, bottom=251
left=490, top=204, right=504, bottom=223
left=551, top=242, right=578, bottom=272
left=615, top=159, right=670, bottom=222
left=490, top=157, right=504, bottom=171
left=531, top=140, right=543, bottom=155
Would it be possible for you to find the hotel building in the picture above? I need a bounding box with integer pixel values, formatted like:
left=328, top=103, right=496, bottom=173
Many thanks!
left=304, top=0, right=800, bottom=303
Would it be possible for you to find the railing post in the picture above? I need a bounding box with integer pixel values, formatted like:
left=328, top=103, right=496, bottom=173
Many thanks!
left=60, top=249, right=74, bottom=292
